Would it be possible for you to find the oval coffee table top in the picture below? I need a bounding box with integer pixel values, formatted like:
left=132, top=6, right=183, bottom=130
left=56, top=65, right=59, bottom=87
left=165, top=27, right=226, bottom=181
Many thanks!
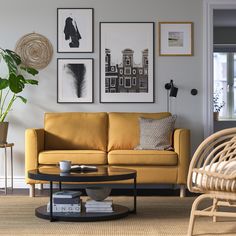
left=28, top=166, right=136, bottom=182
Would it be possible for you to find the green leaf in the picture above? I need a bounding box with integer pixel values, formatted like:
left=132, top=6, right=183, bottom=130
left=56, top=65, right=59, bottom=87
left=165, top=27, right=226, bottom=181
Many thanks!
left=25, top=79, right=38, bottom=85
left=0, top=78, right=9, bottom=90
left=16, top=95, right=27, bottom=103
left=9, top=74, right=25, bottom=93
left=3, top=54, right=17, bottom=75
left=20, top=66, right=38, bottom=76
left=17, top=74, right=26, bottom=83
left=5, top=49, right=21, bottom=65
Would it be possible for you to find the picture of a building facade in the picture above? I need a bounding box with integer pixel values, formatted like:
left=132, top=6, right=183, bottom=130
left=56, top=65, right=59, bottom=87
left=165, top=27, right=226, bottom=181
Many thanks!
left=105, top=48, right=149, bottom=93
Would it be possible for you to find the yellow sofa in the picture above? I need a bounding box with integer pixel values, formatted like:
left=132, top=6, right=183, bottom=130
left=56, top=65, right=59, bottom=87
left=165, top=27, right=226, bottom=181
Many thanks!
left=25, top=112, right=190, bottom=197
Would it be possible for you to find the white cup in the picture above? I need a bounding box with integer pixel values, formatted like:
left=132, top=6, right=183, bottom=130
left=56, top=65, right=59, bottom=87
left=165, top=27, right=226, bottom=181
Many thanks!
left=59, top=160, right=71, bottom=173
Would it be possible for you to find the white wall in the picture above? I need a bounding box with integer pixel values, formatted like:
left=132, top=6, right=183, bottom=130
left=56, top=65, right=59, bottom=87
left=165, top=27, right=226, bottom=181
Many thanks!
left=0, top=0, right=203, bottom=185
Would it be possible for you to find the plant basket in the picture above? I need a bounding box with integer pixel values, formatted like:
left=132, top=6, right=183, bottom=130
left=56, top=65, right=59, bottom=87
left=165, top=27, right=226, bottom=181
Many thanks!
left=0, top=122, right=8, bottom=144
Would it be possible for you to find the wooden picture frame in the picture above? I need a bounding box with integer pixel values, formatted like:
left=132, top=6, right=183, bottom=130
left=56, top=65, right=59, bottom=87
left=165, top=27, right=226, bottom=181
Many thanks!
left=159, top=22, right=193, bottom=56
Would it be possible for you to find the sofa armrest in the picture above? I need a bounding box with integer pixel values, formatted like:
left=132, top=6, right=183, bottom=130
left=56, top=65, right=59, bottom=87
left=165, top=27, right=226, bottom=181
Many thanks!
left=25, top=128, right=45, bottom=183
left=173, top=128, right=190, bottom=185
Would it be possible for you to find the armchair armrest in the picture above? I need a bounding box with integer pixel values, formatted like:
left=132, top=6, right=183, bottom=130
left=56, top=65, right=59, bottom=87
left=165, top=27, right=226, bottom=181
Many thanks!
left=25, top=128, right=45, bottom=183
left=173, top=128, right=190, bottom=184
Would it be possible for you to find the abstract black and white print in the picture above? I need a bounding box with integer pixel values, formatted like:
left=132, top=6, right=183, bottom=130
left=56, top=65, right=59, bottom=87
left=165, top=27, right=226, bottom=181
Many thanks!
left=57, top=59, right=93, bottom=103
left=100, top=22, right=154, bottom=103
left=64, top=16, right=82, bottom=48
left=58, top=8, right=93, bottom=52
left=65, top=63, right=86, bottom=97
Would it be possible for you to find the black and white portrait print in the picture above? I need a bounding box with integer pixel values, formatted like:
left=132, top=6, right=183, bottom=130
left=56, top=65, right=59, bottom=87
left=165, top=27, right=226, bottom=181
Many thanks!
left=64, top=16, right=82, bottom=48
left=100, top=22, right=154, bottom=103
left=58, top=8, right=93, bottom=52
left=57, top=59, right=93, bottom=103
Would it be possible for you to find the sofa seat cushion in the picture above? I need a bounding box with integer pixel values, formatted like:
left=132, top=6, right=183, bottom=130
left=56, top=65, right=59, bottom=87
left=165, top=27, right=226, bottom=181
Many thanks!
left=38, top=150, right=107, bottom=165
left=192, top=161, right=236, bottom=191
left=108, top=150, right=178, bottom=165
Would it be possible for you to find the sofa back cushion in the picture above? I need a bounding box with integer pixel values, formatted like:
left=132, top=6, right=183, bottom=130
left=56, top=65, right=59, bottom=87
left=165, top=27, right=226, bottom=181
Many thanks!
left=44, top=112, right=108, bottom=151
left=108, top=112, right=171, bottom=151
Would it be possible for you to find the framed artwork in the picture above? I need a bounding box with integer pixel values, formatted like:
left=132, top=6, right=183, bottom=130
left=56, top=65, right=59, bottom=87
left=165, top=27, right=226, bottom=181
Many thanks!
left=159, top=22, right=193, bottom=56
left=100, top=22, right=155, bottom=103
left=57, top=8, right=94, bottom=53
left=57, top=58, right=93, bottom=103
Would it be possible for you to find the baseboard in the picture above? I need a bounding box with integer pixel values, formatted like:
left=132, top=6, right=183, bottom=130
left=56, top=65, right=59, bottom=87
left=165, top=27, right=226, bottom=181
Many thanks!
left=0, top=176, right=28, bottom=189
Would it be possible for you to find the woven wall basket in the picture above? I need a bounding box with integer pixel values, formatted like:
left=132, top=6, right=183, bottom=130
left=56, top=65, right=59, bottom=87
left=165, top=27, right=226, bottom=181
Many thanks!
left=15, top=32, right=53, bottom=70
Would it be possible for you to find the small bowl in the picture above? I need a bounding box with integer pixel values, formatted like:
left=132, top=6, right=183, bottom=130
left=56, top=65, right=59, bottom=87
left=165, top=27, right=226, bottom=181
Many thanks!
left=85, top=187, right=111, bottom=201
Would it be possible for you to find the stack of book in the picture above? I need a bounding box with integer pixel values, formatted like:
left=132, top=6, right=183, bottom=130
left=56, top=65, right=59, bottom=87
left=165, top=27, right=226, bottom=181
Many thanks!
left=85, top=199, right=113, bottom=213
left=47, top=190, right=82, bottom=213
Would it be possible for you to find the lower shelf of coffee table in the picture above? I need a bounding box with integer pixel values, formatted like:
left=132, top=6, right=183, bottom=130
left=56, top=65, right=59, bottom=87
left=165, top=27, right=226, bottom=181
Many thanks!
left=36, top=204, right=130, bottom=222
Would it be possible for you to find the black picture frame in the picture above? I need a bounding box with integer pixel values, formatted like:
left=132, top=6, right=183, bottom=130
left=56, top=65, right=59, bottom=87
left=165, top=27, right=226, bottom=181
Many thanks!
left=57, top=58, right=94, bottom=103
left=99, top=22, right=155, bottom=103
left=57, top=8, right=94, bottom=53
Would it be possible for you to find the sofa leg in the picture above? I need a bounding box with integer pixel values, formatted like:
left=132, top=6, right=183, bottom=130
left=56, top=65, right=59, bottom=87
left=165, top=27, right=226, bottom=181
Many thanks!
left=180, top=185, right=186, bottom=198
left=29, top=184, right=35, bottom=197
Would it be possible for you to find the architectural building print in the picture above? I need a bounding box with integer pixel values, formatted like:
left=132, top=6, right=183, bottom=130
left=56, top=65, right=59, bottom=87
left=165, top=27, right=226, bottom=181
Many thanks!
left=105, top=48, right=149, bottom=93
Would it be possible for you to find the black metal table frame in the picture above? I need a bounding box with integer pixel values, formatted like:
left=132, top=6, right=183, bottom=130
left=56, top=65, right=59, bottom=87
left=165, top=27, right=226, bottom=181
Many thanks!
left=28, top=169, right=137, bottom=222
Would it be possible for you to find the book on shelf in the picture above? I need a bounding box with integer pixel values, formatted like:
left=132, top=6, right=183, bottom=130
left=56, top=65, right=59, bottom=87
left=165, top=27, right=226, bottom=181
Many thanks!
left=52, top=190, right=82, bottom=199
left=85, top=198, right=113, bottom=213
left=85, top=207, right=113, bottom=213
left=85, top=199, right=113, bottom=207
left=70, top=165, right=98, bottom=172
left=47, top=203, right=81, bottom=213
left=53, top=197, right=81, bottom=204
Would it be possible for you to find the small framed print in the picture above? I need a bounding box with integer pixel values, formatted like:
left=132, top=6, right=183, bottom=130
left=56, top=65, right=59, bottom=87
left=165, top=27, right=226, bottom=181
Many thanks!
left=100, top=22, right=155, bottom=103
left=57, top=8, right=94, bottom=53
left=57, top=58, right=93, bottom=103
left=159, top=22, right=193, bottom=56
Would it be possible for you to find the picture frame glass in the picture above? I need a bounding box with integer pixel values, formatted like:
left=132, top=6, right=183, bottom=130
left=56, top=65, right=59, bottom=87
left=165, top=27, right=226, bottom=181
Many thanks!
left=57, top=8, right=93, bottom=53
left=57, top=59, right=93, bottom=103
left=100, top=22, right=154, bottom=103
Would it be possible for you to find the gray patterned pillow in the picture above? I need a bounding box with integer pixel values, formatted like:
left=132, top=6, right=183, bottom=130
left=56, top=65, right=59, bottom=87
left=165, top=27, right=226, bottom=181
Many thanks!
left=135, top=115, right=177, bottom=150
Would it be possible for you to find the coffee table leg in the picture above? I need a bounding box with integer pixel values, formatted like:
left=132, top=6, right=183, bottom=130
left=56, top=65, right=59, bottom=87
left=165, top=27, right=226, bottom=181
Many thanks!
left=50, top=181, right=55, bottom=222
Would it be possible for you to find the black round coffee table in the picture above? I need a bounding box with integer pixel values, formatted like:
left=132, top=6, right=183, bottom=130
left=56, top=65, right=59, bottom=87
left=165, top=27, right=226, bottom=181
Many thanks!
left=28, top=166, right=137, bottom=222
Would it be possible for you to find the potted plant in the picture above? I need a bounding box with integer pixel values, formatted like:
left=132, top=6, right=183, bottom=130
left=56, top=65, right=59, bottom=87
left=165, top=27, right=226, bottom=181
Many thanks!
left=0, top=49, right=38, bottom=143
left=213, top=88, right=225, bottom=121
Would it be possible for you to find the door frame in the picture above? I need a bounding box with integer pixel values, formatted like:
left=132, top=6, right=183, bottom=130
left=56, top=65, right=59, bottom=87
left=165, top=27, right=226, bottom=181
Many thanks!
left=203, top=0, right=236, bottom=137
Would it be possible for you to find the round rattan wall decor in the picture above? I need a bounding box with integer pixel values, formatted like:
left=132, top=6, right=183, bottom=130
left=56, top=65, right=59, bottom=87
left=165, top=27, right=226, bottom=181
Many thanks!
left=15, top=32, right=53, bottom=70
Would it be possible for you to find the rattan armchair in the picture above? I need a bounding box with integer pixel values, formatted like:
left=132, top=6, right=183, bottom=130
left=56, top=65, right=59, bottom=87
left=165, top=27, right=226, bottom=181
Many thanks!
left=187, top=128, right=236, bottom=236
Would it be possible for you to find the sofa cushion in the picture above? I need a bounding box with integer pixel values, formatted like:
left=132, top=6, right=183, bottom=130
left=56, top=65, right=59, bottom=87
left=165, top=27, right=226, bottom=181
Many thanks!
left=44, top=112, right=108, bottom=151
left=108, top=165, right=178, bottom=184
left=135, top=115, right=176, bottom=150
left=108, top=150, right=178, bottom=165
left=39, top=150, right=107, bottom=165
left=108, top=112, right=171, bottom=151
left=192, top=161, right=236, bottom=191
